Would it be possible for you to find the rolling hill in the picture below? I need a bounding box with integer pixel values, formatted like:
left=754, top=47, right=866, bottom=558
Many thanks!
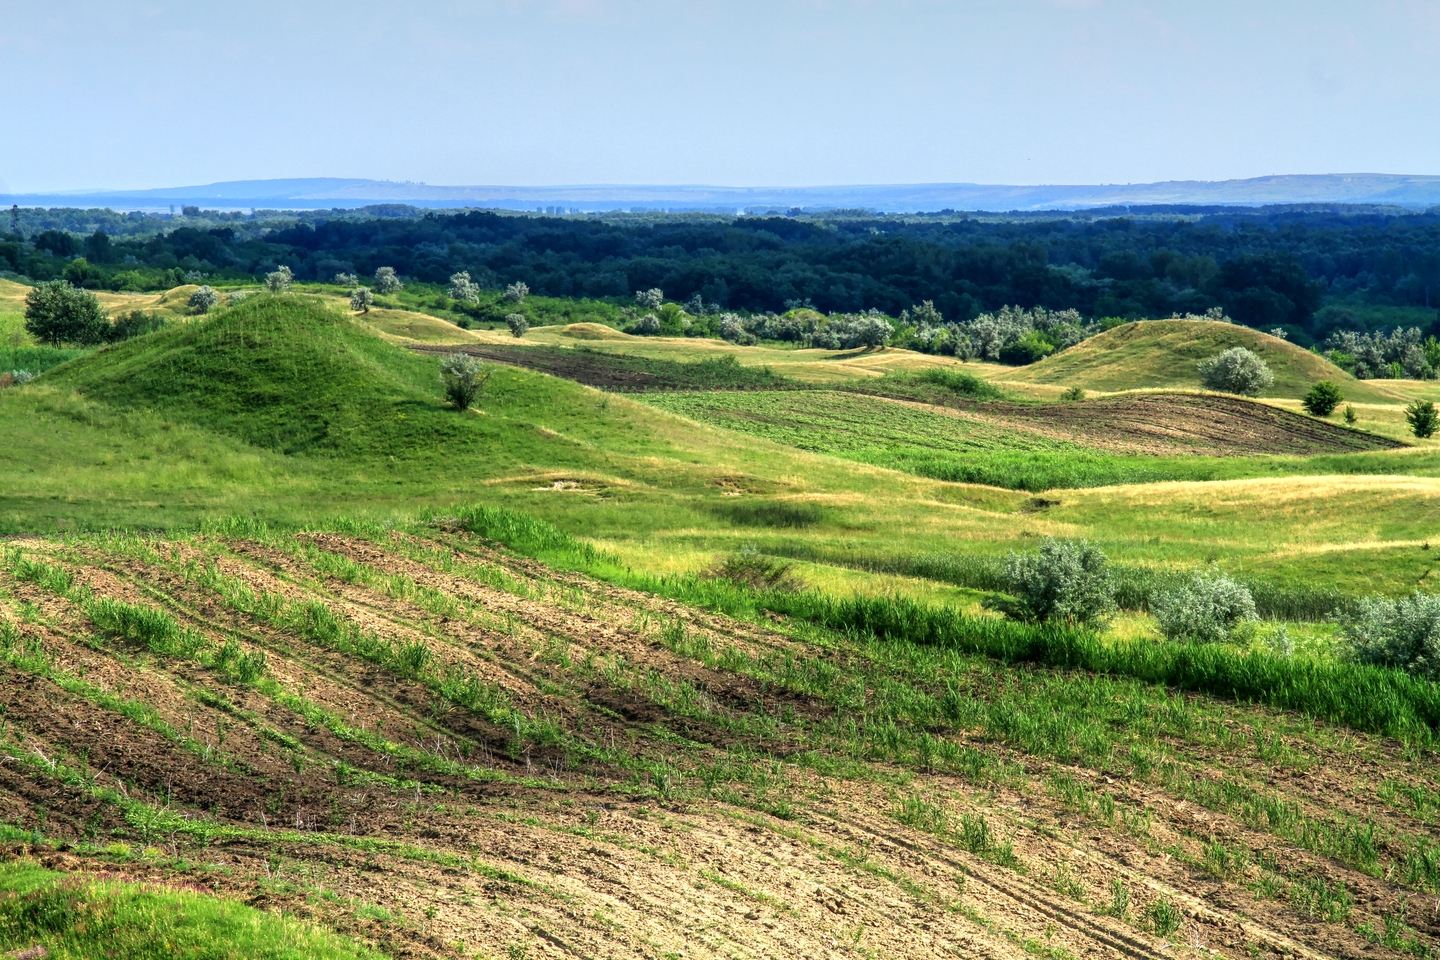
left=997, top=320, right=1403, bottom=402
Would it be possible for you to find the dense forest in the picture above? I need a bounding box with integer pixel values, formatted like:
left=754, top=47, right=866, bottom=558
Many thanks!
left=5, top=204, right=1440, bottom=342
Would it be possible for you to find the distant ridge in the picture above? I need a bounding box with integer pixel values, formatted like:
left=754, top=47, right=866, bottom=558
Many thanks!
left=7, top=173, right=1440, bottom=213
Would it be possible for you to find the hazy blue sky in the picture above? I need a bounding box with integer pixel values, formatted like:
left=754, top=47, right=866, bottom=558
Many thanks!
left=4, top=0, right=1439, bottom=192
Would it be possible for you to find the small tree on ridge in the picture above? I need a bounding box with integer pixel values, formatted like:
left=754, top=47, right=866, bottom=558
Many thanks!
left=1198, top=346, right=1274, bottom=396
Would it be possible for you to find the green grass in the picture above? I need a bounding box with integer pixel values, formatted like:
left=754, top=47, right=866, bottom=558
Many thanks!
left=0, top=862, right=384, bottom=959
left=1, top=345, right=89, bottom=375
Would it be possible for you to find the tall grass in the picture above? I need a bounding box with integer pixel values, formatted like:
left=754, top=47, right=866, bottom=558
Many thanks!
left=441, top=504, right=620, bottom=569
left=0, top=345, right=89, bottom=375
left=774, top=590, right=1440, bottom=743
left=767, top=544, right=1348, bottom=621
left=449, top=507, right=1440, bottom=742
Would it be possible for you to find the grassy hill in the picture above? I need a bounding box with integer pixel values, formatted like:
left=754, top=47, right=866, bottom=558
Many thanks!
left=998, top=319, right=1403, bottom=402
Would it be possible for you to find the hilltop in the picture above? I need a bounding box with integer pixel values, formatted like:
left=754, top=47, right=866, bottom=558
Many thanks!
left=996, top=319, right=1402, bottom=401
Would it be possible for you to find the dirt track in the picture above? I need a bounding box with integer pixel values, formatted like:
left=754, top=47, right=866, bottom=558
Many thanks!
left=0, top=532, right=1433, bottom=959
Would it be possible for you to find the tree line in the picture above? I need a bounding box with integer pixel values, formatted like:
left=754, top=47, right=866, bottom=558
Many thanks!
left=5, top=206, right=1440, bottom=342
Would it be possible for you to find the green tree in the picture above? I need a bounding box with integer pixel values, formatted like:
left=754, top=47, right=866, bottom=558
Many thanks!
left=24, top=280, right=108, bottom=345
left=1406, top=400, right=1438, bottom=438
left=61, top=257, right=100, bottom=287
left=505, top=313, right=529, bottom=338
left=349, top=288, right=374, bottom=313
left=1301, top=380, right=1344, bottom=416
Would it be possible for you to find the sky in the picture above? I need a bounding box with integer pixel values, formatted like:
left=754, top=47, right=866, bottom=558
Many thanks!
left=3, top=0, right=1440, bottom=192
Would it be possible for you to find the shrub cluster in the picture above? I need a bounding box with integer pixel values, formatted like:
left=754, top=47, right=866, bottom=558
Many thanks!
left=1346, top=592, right=1440, bottom=677
left=1198, top=346, right=1274, bottom=396
left=907, top=303, right=1096, bottom=363
left=438, top=352, right=491, bottom=410
left=1301, top=380, right=1344, bottom=416
left=1323, top=328, right=1440, bottom=380
left=1151, top=571, right=1257, bottom=644
left=988, top=538, right=1115, bottom=625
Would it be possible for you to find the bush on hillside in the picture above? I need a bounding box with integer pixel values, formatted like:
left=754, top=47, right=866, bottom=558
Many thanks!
left=1344, top=404, right=1359, bottom=425
left=108, top=310, right=168, bottom=342
left=997, top=331, right=1055, bottom=365
left=631, top=314, right=661, bottom=336
left=227, top=291, right=248, bottom=306
left=448, top=271, right=480, bottom=303
left=506, top=313, right=529, bottom=338
left=349, top=287, right=374, bottom=314
left=374, top=266, right=402, bottom=294
left=1346, top=592, right=1440, bottom=677
left=438, top=352, right=491, bottom=411
left=10, top=370, right=35, bottom=385
left=804, top=312, right=894, bottom=349
left=1302, top=380, right=1344, bottom=417
left=265, top=266, right=294, bottom=293
left=710, top=545, right=804, bottom=593
left=1060, top=386, right=1086, bottom=402
left=988, top=538, right=1115, bottom=625
left=333, top=272, right=358, bottom=286
left=635, top=288, right=663, bottom=310
left=188, top=285, right=218, bottom=314
left=1151, top=571, right=1257, bottom=644
left=1197, top=346, right=1274, bottom=396
left=1407, top=400, right=1438, bottom=439
left=24, top=280, right=109, bottom=346
left=503, top=281, right=528, bottom=303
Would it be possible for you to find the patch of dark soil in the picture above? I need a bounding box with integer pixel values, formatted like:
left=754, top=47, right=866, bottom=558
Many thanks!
left=409, top=343, right=802, bottom=392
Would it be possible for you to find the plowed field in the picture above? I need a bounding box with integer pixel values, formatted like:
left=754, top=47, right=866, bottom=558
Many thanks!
left=968, top=393, right=1403, bottom=456
left=1, top=529, right=1434, bottom=959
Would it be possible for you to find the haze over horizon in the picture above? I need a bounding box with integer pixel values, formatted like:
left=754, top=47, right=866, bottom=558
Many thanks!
left=4, top=1, right=1440, bottom=195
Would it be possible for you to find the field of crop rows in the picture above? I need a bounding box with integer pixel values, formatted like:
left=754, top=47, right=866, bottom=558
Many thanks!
left=2, top=525, right=1437, bottom=958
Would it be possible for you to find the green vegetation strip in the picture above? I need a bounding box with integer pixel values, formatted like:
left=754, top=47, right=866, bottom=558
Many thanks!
left=0, top=861, right=383, bottom=960
left=454, top=505, right=1440, bottom=744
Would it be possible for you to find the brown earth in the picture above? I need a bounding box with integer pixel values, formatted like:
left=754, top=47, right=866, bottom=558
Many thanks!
left=0, top=531, right=1434, bottom=959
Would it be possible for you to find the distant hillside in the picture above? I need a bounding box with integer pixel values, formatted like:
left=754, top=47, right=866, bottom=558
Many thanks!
left=998, top=320, right=1404, bottom=402
left=11, top=172, right=1440, bottom=213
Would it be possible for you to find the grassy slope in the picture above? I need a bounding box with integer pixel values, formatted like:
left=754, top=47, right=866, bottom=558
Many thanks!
left=997, top=319, right=1404, bottom=401
left=2, top=292, right=1439, bottom=601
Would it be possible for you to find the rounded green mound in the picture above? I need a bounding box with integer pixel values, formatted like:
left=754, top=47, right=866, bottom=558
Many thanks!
left=1001, top=319, right=1397, bottom=401
left=46, top=294, right=482, bottom=459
